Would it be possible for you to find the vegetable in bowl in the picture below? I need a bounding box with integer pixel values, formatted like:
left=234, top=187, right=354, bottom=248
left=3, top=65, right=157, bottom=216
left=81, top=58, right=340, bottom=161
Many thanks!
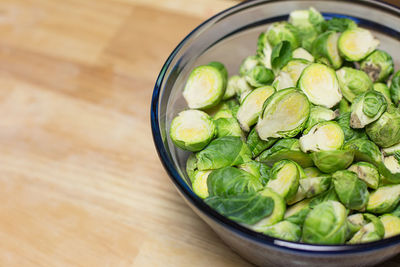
left=169, top=6, right=400, bottom=245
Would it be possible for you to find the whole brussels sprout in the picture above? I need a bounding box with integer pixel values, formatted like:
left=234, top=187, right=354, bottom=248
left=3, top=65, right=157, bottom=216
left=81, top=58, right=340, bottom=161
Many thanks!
left=258, top=138, right=313, bottom=168
left=336, top=112, right=368, bottom=143
left=380, top=214, right=400, bottom=238
left=246, top=127, right=277, bottom=157
left=192, top=170, right=212, bottom=199
left=338, top=27, right=380, bottom=61
left=312, top=31, right=343, bottom=69
left=266, top=160, right=301, bottom=202
left=256, top=88, right=311, bottom=141
left=239, top=55, right=260, bottom=76
left=302, top=201, right=348, bottom=244
left=272, top=71, right=295, bottom=91
left=245, top=65, right=275, bottom=88
left=263, top=221, right=301, bottom=242
left=300, top=121, right=344, bottom=153
left=390, top=70, right=400, bottom=106
left=311, top=150, right=355, bottom=173
left=266, top=22, right=300, bottom=49
left=373, top=83, right=392, bottom=105
left=284, top=198, right=311, bottom=225
left=366, top=104, right=400, bottom=148
left=196, top=136, right=252, bottom=170
left=350, top=91, right=387, bottom=129
left=333, top=170, right=369, bottom=211
left=348, top=162, right=380, bottom=189
left=257, top=32, right=273, bottom=69
left=366, top=184, right=400, bottom=214
left=348, top=214, right=384, bottom=244
left=170, top=110, right=217, bottom=152
left=238, top=160, right=271, bottom=186
left=303, top=106, right=338, bottom=134
left=298, top=63, right=342, bottom=108
left=292, top=47, right=314, bottom=62
left=336, top=67, right=373, bottom=103
left=360, top=50, right=394, bottom=83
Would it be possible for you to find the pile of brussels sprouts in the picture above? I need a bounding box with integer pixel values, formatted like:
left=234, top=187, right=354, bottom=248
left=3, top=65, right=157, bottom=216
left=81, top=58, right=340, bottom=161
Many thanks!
left=169, top=7, right=400, bottom=245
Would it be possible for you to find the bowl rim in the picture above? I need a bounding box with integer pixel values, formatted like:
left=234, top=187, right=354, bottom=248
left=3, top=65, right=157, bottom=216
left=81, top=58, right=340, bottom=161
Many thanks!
left=151, top=0, right=400, bottom=255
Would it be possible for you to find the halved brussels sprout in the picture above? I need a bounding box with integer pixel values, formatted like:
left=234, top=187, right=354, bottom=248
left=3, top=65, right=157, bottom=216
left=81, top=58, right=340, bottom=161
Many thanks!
left=366, top=104, right=400, bottom=148
left=380, top=214, right=400, bottom=238
left=339, top=99, right=351, bottom=114
left=208, top=61, right=228, bottom=90
left=207, top=166, right=262, bottom=197
left=257, top=32, right=272, bottom=69
left=312, top=31, right=342, bottom=69
left=360, top=50, right=394, bottom=83
left=367, top=184, right=400, bottom=214
left=256, top=88, right=310, bottom=140
left=214, top=117, right=243, bottom=138
left=300, top=121, right=344, bottom=152
left=373, top=83, right=392, bottom=105
left=246, top=127, right=277, bottom=157
left=237, top=86, right=275, bottom=132
left=383, top=155, right=400, bottom=178
left=238, top=160, right=271, bottom=186
left=250, top=188, right=286, bottom=231
left=239, top=55, right=260, bottom=76
left=333, top=170, right=369, bottom=211
left=272, top=71, right=295, bottom=90
left=281, top=59, right=311, bottom=84
left=186, top=153, right=198, bottom=183
left=170, top=110, right=217, bottom=151
left=348, top=214, right=384, bottom=244
left=347, top=213, right=366, bottom=239
left=338, top=27, right=380, bottom=61
left=183, top=65, right=226, bottom=109
left=258, top=138, right=313, bottom=168
left=348, top=162, right=380, bottom=189
left=196, top=136, right=252, bottom=170
left=245, top=66, right=274, bottom=88
left=298, top=63, right=342, bottom=108
left=390, top=70, right=400, bottom=106
left=223, top=75, right=240, bottom=100
left=350, top=91, right=387, bottom=129
left=302, top=200, right=348, bottom=244
left=266, top=160, right=301, bottom=202
left=266, top=22, right=300, bottom=49
left=192, top=170, right=212, bottom=199
left=382, top=143, right=400, bottom=157
left=336, top=67, right=373, bottom=103
left=303, top=106, right=339, bottom=134
left=284, top=198, right=311, bottom=225
left=292, top=47, right=314, bottom=62
left=263, top=221, right=301, bottom=242
left=311, top=150, right=355, bottom=173
left=299, top=171, right=332, bottom=199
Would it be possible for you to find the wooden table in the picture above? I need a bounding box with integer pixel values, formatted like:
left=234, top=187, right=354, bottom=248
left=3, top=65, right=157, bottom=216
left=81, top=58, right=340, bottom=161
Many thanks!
left=0, top=0, right=399, bottom=266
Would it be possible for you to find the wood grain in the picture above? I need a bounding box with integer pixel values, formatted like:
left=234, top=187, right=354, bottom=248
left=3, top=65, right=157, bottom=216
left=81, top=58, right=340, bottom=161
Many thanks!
left=0, top=0, right=398, bottom=266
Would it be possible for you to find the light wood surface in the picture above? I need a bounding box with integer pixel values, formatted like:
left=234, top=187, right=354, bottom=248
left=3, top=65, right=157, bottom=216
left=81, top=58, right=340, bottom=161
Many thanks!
left=0, top=0, right=399, bottom=266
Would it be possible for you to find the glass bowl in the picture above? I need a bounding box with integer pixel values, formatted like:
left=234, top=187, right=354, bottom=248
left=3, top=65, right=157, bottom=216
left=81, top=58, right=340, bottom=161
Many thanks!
left=151, top=0, right=400, bottom=266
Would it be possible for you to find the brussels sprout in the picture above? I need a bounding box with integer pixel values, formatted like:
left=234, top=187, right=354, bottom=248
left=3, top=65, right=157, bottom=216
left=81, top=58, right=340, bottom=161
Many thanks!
left=299, top=171, right=332, bottom=199
left=347, top=213, right=367, bottom=239
left=266, top=22, right=300, bottom=49
left=383, top=155, right=400, bottom=178
left=382, top=143, right=400, bottom=157
left=196, top=136, right=252, bottom=170
left=348, top=214, right=384, bottom=244
left=300, top=121, right=344, bottom=152
left=302, top=201, right=348, bottom=244
left=192, top=170, right=212, bottom=199
left=309, top=187, right=339, bottom=208
left=312, top=31, right=342, bottom=69
left=246, top=127, right=277, bottom=157
left=336, top=67, right=373, bottom=103
left=272, top=71, right=295, bottom=90
left=245, top=65, right=274, bottom=88
left=367, top=184, right=400, bottom=214
left=234, top=77, right=253, bottom=103
left=303, top=106, right=339, bottom=134
left=392, top=203, right=400, bottom=218
left=208, top=61, right=228, bottom=89
left=298, top=63, right=342, bottom=108
left=257, top=32, right=273, bottom=69
left=285, top=198, right=311, bottom=225
left=338, top=27, right=380, bottom=61
left=207, top=166, right=263, bottom=197
left=239, top=55, right=260, bottom=76
left=348, top=162, right=380, bottom=189
left=373, top=83, right=392, bottom=105
left=183, top=65, right=226, bottom=109
left=214, top=117, right=243, bottom=138
left=281, top=59, right=311, bottom=84
left=266, top=160, right=301, bottom=202
left=311, top=150, right=355, bottom=173
left=292, top=47, right=314, bottom=62
left=238, top=160, right=271, bottom=186
left=263, top=221, right=301, bottom=242
left=205, top=192, right=274, bottom=225
left=380, top=214, right=400, bottom=238
left=237, top=86, right=275, bottom=132
left=360, top=50, right=394, bottom=83
left=186, top=153, right=198, bottom=183
left=390, top=70, right=400, bottom=106
left=258, top=138, right=313, bottom=168
left=304, top=166, right=323, bottom=178
left=323, top=17, right=357, bottom=32
left=366, top=105, right=400, bottom=148
left=350, top=91, right=387, bottom=129
left=256, top=88, right=310, bottom=140
left=339, top=99, right=351, bottom=114
left=333, top=170, right=369, bottom=211
left=270, top=41, right=293, bottom=73
left=250, top=188, right=286, bottom=231
left=170, top=110, right=217, bottom=151
left=336, top=113, right=368, bottom=143
left=223, top=75, right=240, bottom=100
left=344, top=138, right=382, bottom=166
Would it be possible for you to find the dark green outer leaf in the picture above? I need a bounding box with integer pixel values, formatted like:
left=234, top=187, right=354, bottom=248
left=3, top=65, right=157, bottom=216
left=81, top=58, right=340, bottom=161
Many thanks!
left=390, top=71, right=400, bottom=106
left=322, top=18, right=357, bottom=32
